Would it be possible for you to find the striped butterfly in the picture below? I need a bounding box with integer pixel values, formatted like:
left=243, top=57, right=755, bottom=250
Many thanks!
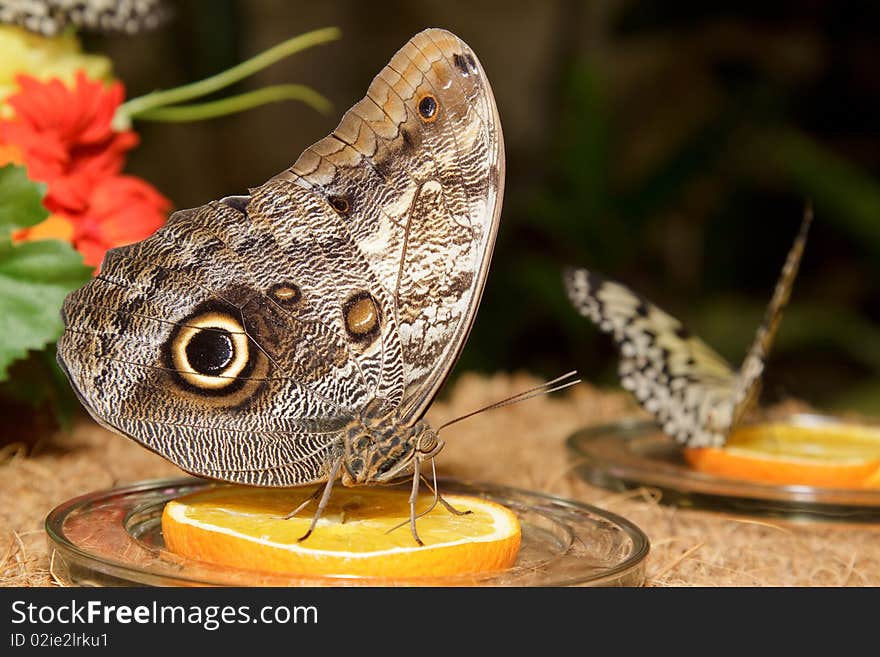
left=564, top=209, right=812, bottom=448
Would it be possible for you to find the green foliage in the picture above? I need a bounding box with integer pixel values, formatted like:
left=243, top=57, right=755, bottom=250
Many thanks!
left=0, top=165, right=93, bottom=381
left=0, top=164, right=48, bottom=235
left=0, top=346, right=80, bottom=430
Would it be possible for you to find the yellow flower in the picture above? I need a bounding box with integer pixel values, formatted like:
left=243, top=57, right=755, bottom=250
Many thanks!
left=0, top=25, right=112, bottom=109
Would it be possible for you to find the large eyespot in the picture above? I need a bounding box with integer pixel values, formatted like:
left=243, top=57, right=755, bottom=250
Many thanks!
left=170, top=312, right=250, bottom=390
left=417, top=94, right=438, bottom=122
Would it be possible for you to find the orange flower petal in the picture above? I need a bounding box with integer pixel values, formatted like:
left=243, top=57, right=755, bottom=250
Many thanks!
left=0, top=70, right=137, bottom=215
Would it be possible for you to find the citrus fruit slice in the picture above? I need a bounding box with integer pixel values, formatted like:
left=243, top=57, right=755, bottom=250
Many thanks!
left=162, top=486, right=522, bottom=578
left=683, top=421, right=880, bottom=488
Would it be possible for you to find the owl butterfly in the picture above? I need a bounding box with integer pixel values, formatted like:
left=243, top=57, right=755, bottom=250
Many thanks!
left=58, top=29, right=505, bottom=544
left=564, top=208, right=812, bottom=448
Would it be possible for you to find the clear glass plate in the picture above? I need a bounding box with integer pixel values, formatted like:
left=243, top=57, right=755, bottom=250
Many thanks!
left=567, top=414, right=880, bottom=522
left=45, top=477, right=649, bottom=587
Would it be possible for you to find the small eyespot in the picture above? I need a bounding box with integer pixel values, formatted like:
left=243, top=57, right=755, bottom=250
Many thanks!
left=418, top=95, right=438, bottom=122
left=328, top=195, right=350, bottom=215
left=343, top=292, right=380, bottom=342
left=269, top=282, right=301, bottom=305
left=220, top=195, right=250, bottom=213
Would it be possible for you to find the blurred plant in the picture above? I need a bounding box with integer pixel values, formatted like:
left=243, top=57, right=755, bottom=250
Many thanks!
left=2, top=72, right=169, bottom=266
left=0, top=24, right=111, bottom=101
left=0, top=21, right=339, bottom=436
left=466, top=3, right=880, bottom=416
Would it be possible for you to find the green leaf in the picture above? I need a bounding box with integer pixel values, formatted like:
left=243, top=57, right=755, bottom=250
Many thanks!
left=0, top=239, right=92, bottom=380
left=0, top=345, right=81, bottom=429
left=0, top=164, right=49, bottom=238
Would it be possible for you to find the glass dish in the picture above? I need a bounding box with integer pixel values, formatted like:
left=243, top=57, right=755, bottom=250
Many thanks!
left=45, top=477, right=649, bottom=587
left=567, top=414, right=880, bottom=522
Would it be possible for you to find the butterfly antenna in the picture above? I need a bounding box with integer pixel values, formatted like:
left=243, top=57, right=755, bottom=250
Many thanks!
left=436, top=370, right=581, bottom=434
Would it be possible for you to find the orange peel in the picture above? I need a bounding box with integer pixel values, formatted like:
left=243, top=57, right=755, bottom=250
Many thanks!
left=162, top=485, right=521, bottom=578
left=684, top=421, right=880, bottom=488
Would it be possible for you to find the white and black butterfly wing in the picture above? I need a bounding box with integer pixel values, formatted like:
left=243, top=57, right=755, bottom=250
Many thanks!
left=0, top=0, right=169, bottom=36
left=564, top=268, right=739, bottom=446
left=564, top=208, right=811, bottom=447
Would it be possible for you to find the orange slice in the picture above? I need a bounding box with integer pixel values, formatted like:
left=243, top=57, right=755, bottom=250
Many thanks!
left=162, top=486, right=521, bottom=578
left=684, top=421, right=880, bottom=488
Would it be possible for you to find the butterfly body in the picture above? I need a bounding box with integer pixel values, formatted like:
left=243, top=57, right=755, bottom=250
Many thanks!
left=57, top=26, right=504, bottom=520
left=565, top=210, right=811, bottom=448
left=339, top=400, right=441, bottom=486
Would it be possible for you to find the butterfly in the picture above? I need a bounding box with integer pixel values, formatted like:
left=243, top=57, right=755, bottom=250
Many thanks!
left=563, top=208, right=812, bottom=448
left=0, top=0, right=168, bottom=36
left=57, top=28, right=505, bottom=544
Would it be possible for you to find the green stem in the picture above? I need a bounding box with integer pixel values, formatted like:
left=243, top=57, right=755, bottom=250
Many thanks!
left=132, top=84, right=332, bottom=122
left=114, top=26, right=340, bottom=128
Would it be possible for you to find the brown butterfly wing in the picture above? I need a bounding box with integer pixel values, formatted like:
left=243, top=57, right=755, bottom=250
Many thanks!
left=273, top=28, right=505, bottom=424
left=57, top=29, right=504, bottom=485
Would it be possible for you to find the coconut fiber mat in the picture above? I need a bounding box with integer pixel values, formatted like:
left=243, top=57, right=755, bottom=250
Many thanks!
left=2, top=372, right=879, bottom=587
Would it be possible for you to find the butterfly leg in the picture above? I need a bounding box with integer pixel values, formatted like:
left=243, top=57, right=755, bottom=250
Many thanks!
left=280, top=485, right=323, bottom=520
left=296, top=456, right=343, bottom=542
left=421, top=458, right=471, bottom=517
left=407, top=457, right=425, bottom=546
left=437, top=496, right=471, bottom=515
left=384, top=472, right=437, bottom=540
left=385, top=458, right=472, bottom=539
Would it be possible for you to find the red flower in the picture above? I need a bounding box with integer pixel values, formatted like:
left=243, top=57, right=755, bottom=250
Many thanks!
left=1, top=71, right=169, bottom=269
left=0, top=71, right=138, bottom=214
left=73, top=175, right=169, bottom=267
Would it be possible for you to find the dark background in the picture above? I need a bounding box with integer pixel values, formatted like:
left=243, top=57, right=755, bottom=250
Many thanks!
left=85, top=0, right=880, bottom=415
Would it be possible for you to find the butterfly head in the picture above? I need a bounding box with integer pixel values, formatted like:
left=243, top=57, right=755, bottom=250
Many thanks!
left=342, top=414, right=443, bottom=485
